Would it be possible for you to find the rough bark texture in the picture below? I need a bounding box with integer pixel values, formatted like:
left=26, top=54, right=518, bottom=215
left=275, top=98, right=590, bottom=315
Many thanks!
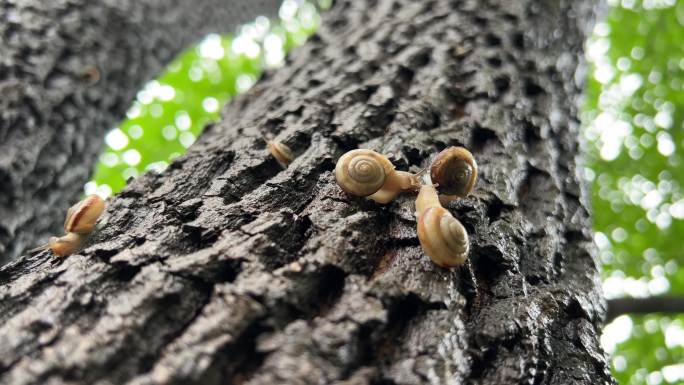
left=0, top=0, right=614, bottom=384
left=0, top=0, right=282, bottom=263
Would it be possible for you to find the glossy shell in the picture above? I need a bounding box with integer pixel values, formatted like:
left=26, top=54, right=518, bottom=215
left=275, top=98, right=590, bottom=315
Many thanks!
left=64, top=194, right=106, bottom=234
left=430, top=146, right=477, bottom=197
left=267, top=140, right=294, bottom=168
left=417, top=206, right=469, bottom=267
left=335, top=149, right=393, bottom=197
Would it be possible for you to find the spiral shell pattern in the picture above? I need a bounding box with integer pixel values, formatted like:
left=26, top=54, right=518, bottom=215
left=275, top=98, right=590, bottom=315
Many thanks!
left=430, top=146, right=477, bottom=197
left=417, top=206, right=469, bottom=267
left=335, top=149, right=392, bottom=197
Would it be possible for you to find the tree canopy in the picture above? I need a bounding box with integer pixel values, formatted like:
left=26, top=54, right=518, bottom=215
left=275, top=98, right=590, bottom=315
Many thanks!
left=584, top=1, right=684, bottom=384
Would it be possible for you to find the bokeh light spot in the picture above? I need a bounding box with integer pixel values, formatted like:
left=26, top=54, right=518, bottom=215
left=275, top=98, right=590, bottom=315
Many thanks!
left=122, top=149, right=141, bottom=166
left=105, top=128, right=128, bottom=150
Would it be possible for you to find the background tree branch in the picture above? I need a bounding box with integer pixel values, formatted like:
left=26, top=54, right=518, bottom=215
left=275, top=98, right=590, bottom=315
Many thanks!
left=606, top=296, right=684, bottom=322
left=0, top=0, right=283, bottom=263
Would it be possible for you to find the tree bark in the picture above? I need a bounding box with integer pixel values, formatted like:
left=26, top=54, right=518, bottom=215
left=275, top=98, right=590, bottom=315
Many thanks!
left=0, top=0, right=614, bottom=384
left=0, top=0, right=282, bottom=263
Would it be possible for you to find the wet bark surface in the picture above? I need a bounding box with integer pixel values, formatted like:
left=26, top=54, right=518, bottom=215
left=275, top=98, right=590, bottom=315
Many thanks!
left=0, top=0, right=282, bottom=263
left=0, top=0, right=614, bottom=384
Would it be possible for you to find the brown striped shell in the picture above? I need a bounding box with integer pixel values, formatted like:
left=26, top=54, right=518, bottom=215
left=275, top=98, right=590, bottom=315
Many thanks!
left=267, top=140, right=295, bottom=169
left=430, top=146, right=477, bottom=197
left=335, top=149, right=393, bottom=197
left=64, top=194, right=106, bottom=234
left=417, top=206, right=469, bottom=267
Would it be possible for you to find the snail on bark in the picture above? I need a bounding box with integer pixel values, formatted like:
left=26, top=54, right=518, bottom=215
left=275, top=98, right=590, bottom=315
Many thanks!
left=29, top=194, right=106, bottom=257
left=334, top=149, right=420, bottom=204
left=266, top=139, right=295, bottom=169
left=415, top=177, right=469, bottom=268
left=430, top=146, right=477, bottom=204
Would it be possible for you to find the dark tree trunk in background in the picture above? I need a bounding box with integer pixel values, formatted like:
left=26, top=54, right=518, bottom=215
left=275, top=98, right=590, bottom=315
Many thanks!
left=0, top=0, right=614, bottom=384
left=0, top=0, right=282, bottom=263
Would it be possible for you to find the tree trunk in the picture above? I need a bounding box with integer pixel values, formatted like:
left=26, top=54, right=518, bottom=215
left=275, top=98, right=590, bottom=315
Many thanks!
left=0, top=0, right=282, bottom=263
left=0, top=0, right=614, bottom=384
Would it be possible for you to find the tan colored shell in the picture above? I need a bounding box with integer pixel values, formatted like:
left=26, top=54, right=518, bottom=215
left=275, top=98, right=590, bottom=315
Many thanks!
left=415, top=184, right=469, bottom=267
left=267, top=140, right=295, bottom=169
left=430, top=146, right=477, bottom=197
left=417, top=206, right=469, bottom=267
left=335, top=149, right=393, bottom=197
left=48, top=233, right=86, bottom=257
left=64, top=194, right=105, bottom=234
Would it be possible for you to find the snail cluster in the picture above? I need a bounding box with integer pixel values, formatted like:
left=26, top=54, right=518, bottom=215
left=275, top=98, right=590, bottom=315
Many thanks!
left=335, top=146, right=477, bottom=267
left=27, top=139, right=475, bottom=266
left=29, top=194, right=106, bottom=257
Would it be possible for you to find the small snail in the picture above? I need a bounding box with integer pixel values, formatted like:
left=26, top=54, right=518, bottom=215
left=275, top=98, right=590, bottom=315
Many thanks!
left=430, top=146, right=477, bottom=204
left=415, top=181, right=469, bottom=267
left=64, top=194, right=106, bottom=233
left=264, top=137, right=294, bottom=169
left=29, top=194, right=106, bottom=257
left=335, top=149, right=420, bottom=204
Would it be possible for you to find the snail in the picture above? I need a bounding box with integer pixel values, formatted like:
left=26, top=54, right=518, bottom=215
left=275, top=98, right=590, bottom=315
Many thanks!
left=263, top=136, right=295, bottom=169
left=64, top=194, right=106, bottom=233
left=334, top=149, right=420, bottom=204
left=430, top=146, right=477, bottom=204
left=29, top=194, right=106, bottom=257
left=415, top=179, right=469, bottom=268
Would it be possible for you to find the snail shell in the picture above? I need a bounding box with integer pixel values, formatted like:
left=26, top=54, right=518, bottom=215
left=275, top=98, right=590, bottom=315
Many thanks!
left=417, top=206, right=469, bottom=267
left=64, top=194, right=105, bottom=234
left=430, top=146, right=477, bottom=197
left=267, top=140, right=294, bottom=169
left=335, top=149, right=393, bottom=197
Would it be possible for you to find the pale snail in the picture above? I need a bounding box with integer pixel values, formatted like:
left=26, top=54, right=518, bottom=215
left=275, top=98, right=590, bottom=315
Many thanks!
left=29, top=194, right=106, bottom=257
left=264, top=136, right=295, bottom=169
left=415, top=180, right=469, bottom=268
left=430, top=146, right=477, bottom=204
left=334, top=149, right=421, bottom=204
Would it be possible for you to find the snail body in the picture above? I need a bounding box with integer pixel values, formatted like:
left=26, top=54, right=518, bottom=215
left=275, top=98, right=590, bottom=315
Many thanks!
left=335, top=149, right=420, bottom=203
left=46, top=233, right=87, bottom=257
left=415, top=184, right=469, bottom=267
left=430, top=146, right=477, bottom=199
left=267, top=140, right=294, bottom=169
left=367, top=170, right=421, bottom=204
left=29, top=194, right=105, bottom=257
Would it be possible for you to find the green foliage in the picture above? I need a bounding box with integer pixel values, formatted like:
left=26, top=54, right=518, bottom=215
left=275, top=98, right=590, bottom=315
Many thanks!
left=584, top=0, right=684, bottom=383
left=604, top=315, right=684, bottom=385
